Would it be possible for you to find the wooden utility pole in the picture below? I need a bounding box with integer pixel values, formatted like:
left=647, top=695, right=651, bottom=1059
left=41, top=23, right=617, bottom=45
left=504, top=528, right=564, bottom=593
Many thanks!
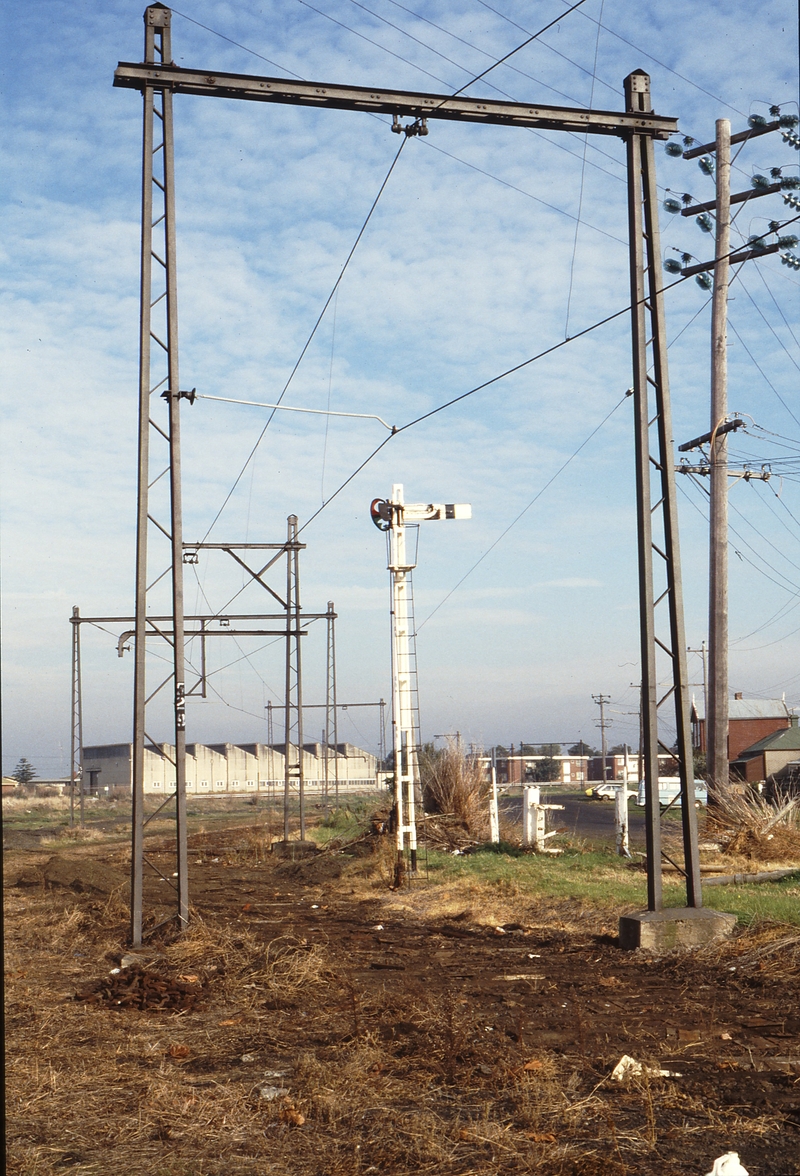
left=707, top=119, right=731, bottom=800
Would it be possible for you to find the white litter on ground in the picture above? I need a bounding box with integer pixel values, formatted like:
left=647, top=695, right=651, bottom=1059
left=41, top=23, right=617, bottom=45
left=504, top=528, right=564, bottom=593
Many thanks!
left=610, top=1054, right=683, bottom=1081
left=705, top=1153, right=748, bottom=1176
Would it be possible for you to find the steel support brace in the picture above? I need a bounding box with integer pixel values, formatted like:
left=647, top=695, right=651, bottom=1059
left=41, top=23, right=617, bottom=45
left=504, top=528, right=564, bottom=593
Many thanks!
left=324, top=602, right=340, bottom=812
left=625, top=71, right=701, bottom=911
left=283, top=516, right=305, bottom=841
left=131, top=4, right=188, bottom=945
left=70, top=607, right=84, bottom=828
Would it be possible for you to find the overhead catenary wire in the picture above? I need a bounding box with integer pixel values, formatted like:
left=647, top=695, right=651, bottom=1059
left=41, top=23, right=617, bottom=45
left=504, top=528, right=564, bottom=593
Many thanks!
left=416, top=388, right=629, bottom=632
left=200, top=135, right=408, bottom=542
left=751, top=259, right=800, bottom=351
left=173, top=3, right=642, bottom=250
left=737, top=277, right=800, bottom=373
left=297, top=295, right=637, bottom=537
left=728, top=318, right=800, bottom=431
left=564, top=0, right=605, bottom=338
left=415, top=293, right=718, bottom=632
left=166, top=10, right=800, bottom=661
left=295, top=220, right=800, bottom=538
left=440, top=0, right=589, bottom=102
left=339, top=0, right=633, bottom=187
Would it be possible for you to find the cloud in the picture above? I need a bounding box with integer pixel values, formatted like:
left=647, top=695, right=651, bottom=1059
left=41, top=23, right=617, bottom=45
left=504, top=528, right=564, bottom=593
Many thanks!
left=2, top=0, right=799, bottom=770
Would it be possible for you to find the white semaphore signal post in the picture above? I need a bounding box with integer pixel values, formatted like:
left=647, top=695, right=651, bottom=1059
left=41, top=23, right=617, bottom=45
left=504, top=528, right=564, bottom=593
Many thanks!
left=372, top=485, right=471, bottom=879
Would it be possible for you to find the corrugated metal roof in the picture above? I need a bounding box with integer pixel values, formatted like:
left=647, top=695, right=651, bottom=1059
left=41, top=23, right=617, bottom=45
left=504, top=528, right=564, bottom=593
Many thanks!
left=733, top=725, right=800, bottom=760
left=691, top=698, right=791, bottom=722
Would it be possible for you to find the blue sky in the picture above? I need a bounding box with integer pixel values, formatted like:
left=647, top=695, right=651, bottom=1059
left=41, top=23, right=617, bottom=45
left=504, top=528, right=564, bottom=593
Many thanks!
left=2, top=0, right=799, bottom=775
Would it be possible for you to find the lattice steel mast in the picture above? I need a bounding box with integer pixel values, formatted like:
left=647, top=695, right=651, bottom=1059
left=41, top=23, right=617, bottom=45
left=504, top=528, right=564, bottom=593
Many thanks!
left=70, top=606, right=84, bottom=828
left=625, top=70, right=701, bottom=910
left=131, top=3, right=188, bottom=946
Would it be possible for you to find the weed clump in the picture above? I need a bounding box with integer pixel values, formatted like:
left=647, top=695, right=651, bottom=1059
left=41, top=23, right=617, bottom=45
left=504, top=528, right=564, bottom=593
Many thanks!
left=420, top=741, right=489, bottom=837
left=711, top=789, right=800, bottom=860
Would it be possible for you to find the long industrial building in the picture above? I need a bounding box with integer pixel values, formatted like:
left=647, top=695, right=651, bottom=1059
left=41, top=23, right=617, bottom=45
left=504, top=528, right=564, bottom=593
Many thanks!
left=81, top=741, right=380, bottom=796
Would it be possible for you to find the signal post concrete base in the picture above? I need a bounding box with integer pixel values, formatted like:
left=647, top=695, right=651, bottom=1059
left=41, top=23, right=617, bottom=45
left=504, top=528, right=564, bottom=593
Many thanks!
left=619, top=907, right=737, bottom=951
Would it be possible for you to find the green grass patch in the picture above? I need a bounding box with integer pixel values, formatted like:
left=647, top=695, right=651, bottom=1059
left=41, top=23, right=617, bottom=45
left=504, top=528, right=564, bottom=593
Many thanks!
left=309, top=796, right=384, bottom=846
left=423, top=845, right=800, bottom=925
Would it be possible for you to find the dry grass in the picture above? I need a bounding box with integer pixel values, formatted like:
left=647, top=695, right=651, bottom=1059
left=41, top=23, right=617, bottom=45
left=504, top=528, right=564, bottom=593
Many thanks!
left=6, top=822, right=800, bottom=1175
left=420, top=742, right=489, bottom=837
left=710, top=789, right=800, bottom=861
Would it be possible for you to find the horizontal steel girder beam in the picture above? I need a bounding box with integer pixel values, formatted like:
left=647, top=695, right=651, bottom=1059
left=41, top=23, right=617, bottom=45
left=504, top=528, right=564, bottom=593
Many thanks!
left=71, top=613, right=330, bottom=624
left=114, top=63, right=678, bottom=139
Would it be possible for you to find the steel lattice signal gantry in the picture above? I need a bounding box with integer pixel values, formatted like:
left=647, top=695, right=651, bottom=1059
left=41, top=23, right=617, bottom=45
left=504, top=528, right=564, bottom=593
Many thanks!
left=117, top=5, right=698, bottom=937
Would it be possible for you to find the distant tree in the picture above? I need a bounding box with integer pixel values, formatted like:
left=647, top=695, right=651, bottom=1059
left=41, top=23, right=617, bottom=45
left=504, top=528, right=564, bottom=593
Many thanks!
left=538, top=743, right=561, bottom=757
left=693, top=750, right=707, bottom=780
left=12, top=757, right=37, bottom=784
left=493, top=745, right=509, bottom=757
left=568, top=741, right=596, bottom=756
left=609, top=744, right=629, bottom=756
left=527, top=756, right=560, bottom=782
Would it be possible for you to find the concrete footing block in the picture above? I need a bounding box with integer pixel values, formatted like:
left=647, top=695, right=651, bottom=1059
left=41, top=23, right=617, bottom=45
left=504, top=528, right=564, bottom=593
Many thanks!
left=619, top=906, right=737, bottom=952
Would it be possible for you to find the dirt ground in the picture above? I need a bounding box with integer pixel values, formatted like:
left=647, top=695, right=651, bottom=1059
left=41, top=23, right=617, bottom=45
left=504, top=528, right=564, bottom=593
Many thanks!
left=4, top=823, right=800, bottom=1176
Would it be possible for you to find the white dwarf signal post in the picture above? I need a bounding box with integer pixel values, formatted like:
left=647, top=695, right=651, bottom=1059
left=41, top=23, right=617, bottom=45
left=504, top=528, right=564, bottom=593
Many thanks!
left=372, top=486, right=471, bottom=878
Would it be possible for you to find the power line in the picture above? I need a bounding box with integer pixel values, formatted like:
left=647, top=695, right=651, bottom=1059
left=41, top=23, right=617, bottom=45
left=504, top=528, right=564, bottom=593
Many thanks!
left=298, top=295, right=637, bottom=536
left=738, top=277, right=800, bottom=373
left=381, top=0, right=592, bottom=106
left=201, top=135, right=408, bottom=541
left=344, top=0, right=633, bottom=185
left=171, top=7, right=303, bottom=77
left=447, top=0, right=590, bottom=102
left=418, top=137, right=626, bottom=245
left=728, top=317, right=800, bottom=430
left=564, top=0, right=605, bottom=338
left=416, top=389, right=628, bottom=631
left=556, top=0, right=748, bottom=118
left=177, top=1, right=642, bottom=250
left=752, top=259, right=800, bottom=351
left=295, top=0, right=457, bottom=88
left=681, top=472, right=800, bottom=595
left=295, top=228, right=800, bottom=537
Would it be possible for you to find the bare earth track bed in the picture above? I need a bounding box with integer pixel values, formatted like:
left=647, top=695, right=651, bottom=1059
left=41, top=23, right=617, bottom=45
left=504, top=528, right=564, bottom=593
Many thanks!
left=4, top=825, right=800, bottom=1175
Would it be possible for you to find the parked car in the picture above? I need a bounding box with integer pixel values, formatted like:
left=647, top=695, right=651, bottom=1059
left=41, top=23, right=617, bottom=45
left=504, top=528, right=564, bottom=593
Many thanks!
left=636, top=776, right=707, bottom=808
left=586, top=782, right=626, bottom=800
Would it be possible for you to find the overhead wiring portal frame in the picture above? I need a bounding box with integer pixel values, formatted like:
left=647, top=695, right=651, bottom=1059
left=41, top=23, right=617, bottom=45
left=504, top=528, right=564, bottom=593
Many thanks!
left=117, top=4, right=697, bottom=943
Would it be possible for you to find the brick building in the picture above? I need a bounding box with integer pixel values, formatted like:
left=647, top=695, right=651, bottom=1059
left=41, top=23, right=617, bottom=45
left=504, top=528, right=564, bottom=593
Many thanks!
left=691, top=695, right=794, bottom=761
left=730, top=720, right=800, bottom=785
